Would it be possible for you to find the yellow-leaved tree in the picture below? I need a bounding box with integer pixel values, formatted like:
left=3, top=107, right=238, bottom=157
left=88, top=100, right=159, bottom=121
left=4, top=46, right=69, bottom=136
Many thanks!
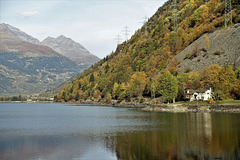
left=130, top=72, right=147, bottom=98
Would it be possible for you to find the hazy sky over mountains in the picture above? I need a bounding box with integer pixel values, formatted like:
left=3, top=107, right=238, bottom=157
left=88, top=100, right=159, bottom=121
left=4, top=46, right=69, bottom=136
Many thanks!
left=1, top=0, right=165, bottom=58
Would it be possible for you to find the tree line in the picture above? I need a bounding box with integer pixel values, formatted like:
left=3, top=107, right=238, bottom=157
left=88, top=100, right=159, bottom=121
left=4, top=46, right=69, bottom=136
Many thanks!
left=56, top=64, right=240, bottom=103
left=0, top=95, right=26, bottom=102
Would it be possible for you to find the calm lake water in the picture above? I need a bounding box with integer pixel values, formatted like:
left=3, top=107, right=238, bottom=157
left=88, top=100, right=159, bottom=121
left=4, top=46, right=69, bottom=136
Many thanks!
left=0, top=103, right=239, bottom=160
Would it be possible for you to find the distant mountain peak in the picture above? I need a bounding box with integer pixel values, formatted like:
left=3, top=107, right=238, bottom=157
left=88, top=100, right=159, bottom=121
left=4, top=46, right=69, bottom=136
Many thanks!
left=41, top=35, right=100, bottom=66
left=58, top=35, right=67, bottom=39
left=0, top=23, right=40, bottom=44
left=45, top=36, right=54, bottom=40
left=0, top=23, right=8, bottom=29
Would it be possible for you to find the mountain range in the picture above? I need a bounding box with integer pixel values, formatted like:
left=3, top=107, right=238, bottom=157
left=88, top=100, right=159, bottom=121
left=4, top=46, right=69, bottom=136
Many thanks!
left=0, top=23, right=99, bottom=95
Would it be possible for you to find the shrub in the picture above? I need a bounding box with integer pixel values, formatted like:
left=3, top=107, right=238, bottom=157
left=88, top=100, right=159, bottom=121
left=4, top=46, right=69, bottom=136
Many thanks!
left=184, top=52, right=197, bottom=60
left=140, top=97, right=145, bottom=103
left=191, top=51, right=198, bottom=58
left=105, top=93, right=112, bottom=103
left=185, top=67, right=192, bottom=73
left=184, top=52, right=192, bottom=59
left=202, top=48, right=207, bottom=52
left=192, top=43, right=200, bottom=55
left=214, top=90, right=226, bottom=100
left=184, top=44, right=200, bottom=60
left=214, top=49, right=222, bottom=55
left=208, top=98, right=214, bottom=104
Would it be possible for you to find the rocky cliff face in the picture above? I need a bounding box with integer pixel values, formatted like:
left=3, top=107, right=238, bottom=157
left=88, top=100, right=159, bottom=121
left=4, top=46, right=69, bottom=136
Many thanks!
left=41, top=35, right=100, bottom=66
left=172, top=24, right=240, bottom=72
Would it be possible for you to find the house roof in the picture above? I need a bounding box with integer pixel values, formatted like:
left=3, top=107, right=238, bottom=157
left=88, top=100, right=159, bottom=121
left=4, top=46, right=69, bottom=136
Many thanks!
left=186, top=89, right=210, bottom=95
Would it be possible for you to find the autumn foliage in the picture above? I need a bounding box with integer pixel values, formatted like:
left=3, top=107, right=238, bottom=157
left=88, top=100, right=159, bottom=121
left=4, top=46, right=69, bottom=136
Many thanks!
left=56, top=0, right=240, bottom=103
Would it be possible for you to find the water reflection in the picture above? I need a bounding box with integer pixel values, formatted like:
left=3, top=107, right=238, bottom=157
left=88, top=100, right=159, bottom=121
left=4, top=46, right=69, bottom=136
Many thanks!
left=0, top=104, right=239, bottom=160
left=0, top=135, right=117, bottom=160
left=106, top=112, right=240, bottom=160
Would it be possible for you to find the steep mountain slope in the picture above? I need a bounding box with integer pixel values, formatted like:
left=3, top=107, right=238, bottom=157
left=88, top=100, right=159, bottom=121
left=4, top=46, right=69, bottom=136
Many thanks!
left=57, top=0, right=240, bottom=102
left=0, top=24, right=84, bottom=95
left=172, top=24, right=240, bottom=72
left=0, top=23, right=40, bottom=44
left=41, top=35, right=100, bottom=66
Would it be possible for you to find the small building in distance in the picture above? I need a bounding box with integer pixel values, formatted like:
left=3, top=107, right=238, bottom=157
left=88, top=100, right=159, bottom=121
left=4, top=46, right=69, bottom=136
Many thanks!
left=185, top=88, right=213, bottom=102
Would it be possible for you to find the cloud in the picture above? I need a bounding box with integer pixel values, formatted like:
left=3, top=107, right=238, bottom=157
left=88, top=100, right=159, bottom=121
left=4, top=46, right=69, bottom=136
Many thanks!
left=20, top=11, right=39, bottom=19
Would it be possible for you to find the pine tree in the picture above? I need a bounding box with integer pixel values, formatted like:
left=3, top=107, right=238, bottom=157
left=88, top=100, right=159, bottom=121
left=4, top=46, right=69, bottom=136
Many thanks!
left=78, top=82, right=82, bottom=89
left=75, top=92, right=80, bottom=101
left=89, top=73, right=95, bottom=82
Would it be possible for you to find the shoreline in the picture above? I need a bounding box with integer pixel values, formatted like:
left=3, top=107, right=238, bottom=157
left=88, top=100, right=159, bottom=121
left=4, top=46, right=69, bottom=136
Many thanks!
left=142, top=104, right=240, bottom=113
left=1, top=101, right=240, bottom=113
left=79, top=101, right=240, bottom=113
left=69, top=101, right=240, bottom=113
left=0, top=101, right=54, bottom=103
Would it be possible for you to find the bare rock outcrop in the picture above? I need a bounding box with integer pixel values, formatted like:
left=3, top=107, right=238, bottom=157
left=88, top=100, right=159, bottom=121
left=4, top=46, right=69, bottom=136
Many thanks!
left=173, top=24, right=240, bottom=72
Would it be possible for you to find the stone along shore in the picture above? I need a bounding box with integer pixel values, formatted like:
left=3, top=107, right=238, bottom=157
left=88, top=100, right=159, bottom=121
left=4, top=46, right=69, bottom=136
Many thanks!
left=142, top=104, right=240, bottom=113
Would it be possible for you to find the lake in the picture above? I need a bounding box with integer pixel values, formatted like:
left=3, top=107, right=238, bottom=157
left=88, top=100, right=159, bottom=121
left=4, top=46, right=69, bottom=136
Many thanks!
left=0, top=103, right=239, bottom=160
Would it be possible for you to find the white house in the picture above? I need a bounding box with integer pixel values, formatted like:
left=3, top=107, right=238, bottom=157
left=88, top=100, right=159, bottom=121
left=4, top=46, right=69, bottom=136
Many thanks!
left=185, top=88, right=213, bottom=102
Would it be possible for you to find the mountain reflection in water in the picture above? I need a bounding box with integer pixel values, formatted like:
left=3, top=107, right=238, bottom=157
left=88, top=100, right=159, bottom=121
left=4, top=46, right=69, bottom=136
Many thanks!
left=107, top=112, right=240, bottom=159
left=0, top=103, right=239, bottom=160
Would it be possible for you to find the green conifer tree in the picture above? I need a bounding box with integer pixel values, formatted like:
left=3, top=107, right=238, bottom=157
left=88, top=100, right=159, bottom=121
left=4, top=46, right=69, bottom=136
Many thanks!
left=157, top=70, right=178, bottom=103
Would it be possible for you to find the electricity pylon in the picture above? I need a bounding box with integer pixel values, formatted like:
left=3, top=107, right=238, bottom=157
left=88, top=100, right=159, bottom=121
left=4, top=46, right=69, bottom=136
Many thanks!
left=225, top=0, right=232, bottom=28
left=170, top=0, right=179, bottom=32
left=140, top=16, right=149, bottom=39
left=122, top=26, right=130, bottom=41
left=115, top=34, right=122, bottom=45
left=140, top=16, right=154, bottom=40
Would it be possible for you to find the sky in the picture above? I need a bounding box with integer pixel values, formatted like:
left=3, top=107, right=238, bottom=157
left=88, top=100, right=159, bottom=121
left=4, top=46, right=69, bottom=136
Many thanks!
left=1, top=0, right=166, bottom=58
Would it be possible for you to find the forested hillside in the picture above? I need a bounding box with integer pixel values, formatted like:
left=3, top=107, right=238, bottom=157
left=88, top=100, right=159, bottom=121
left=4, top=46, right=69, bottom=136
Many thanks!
left=56, top=0, right=240, bottom=103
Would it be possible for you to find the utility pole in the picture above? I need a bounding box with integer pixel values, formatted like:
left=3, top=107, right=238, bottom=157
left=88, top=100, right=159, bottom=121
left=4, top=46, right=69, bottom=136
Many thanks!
left=168, top=0, right=179, bottom=32
left=122, top=26, right=130, bottom=41
left=142, top=16, right=148, bottom=26
left=140, top=16, right=149, bottom=39
left=140, top=16, right=154, bottom=40
left=142, top=16, right=148, bottom=31
left=225, top=0, right=232, bottom=28
left=173, top=0, right=178, bottom=32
